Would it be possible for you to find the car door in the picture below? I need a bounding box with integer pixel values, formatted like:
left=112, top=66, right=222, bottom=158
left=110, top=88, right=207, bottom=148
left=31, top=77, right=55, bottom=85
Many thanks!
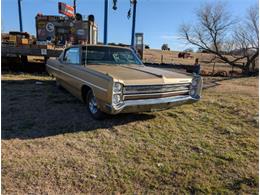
left=58, top=46, right=83, bottom=98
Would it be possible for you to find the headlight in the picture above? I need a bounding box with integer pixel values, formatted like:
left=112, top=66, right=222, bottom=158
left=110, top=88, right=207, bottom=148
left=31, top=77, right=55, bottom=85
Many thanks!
left=190, top=88, right=196, bottom=96
left=189, top=76, right=202, bottom=98
left=112, top=94, right=122, bottom=105
left=112, top=82, right=123, bottom=105
left=192, top=79, right=198, bottom=87
left=113, top=82, right=123, bottom=93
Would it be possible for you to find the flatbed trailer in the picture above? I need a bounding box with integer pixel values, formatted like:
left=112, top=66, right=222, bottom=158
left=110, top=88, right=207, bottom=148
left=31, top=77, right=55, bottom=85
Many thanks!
left=2, top=44, right=63, bottom=63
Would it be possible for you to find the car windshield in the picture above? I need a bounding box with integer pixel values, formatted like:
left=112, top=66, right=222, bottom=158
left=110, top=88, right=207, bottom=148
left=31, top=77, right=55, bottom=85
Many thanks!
left=82, top=46, right=142, bottom=65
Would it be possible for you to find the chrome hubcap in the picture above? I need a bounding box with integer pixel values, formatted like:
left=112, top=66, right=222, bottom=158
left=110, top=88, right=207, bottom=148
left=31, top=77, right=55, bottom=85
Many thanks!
left=89, top=95, right=98, bottom=114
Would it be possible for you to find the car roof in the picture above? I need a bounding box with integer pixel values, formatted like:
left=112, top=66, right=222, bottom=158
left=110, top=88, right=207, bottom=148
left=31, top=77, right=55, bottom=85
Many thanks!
left=70, top=44, right=132, bottom=50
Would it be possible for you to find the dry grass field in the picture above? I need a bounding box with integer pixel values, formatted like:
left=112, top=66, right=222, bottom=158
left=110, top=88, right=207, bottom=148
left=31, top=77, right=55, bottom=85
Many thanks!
left=1, top=73, right=259, bottom=194
left=144, top=49, right=246, bottom=74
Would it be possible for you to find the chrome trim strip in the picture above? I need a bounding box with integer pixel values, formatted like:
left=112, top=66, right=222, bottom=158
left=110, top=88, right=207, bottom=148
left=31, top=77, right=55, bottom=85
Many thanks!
left=123, top=88, right=190, bottom=94
left=46, top=64, right=108, bottom=92
left=124, top=83, right=191, bottom=87
left=123, top=90, right=189, bottom=98
left=123, top=83, right=191, bottom=94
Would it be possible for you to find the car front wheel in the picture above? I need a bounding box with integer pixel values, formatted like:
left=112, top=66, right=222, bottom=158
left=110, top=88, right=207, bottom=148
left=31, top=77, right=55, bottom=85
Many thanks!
left=86, top=90, right=105, bottom=120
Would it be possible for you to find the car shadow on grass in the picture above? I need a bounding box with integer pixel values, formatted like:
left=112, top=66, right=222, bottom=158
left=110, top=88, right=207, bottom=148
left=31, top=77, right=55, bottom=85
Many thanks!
left=2, top=79, right=155, bottom=140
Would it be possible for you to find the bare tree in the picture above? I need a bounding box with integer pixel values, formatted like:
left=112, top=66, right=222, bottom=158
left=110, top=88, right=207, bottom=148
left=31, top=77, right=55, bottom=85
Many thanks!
left=233, top=5, right=259, bottom=72
left=180, top=1, right=259, bottom=74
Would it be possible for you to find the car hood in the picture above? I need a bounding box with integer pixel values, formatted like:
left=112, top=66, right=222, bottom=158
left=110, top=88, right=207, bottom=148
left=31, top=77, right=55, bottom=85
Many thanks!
left=87, top=64, right=192, bottom=85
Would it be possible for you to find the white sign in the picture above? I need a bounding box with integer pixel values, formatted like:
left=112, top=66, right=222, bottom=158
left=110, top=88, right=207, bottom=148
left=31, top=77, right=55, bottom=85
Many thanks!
left=36, top=41, right=47, bottom=45
left=46, top=22, right=54, bottom=32
left=41, top=49, right=47, bottom=55
left=77, top=29, right=85, bottom=36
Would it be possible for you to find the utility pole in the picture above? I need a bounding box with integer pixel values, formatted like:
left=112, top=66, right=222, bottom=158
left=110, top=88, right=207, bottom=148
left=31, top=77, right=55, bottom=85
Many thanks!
left=103, top=0, right=108, bottom=45
left=73, top=0, right=76, bottom=15
left=18, top=0, right=23, bottom=32
left=131, top=0, right=137, bottom=47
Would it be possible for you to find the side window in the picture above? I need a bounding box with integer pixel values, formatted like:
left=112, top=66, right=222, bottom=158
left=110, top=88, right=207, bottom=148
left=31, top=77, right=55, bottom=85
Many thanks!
left=63, top=48, right=80, bottom=65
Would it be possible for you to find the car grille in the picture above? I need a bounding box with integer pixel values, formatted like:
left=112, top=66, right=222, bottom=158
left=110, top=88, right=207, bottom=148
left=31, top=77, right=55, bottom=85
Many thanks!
left=123, top=83, right=191, bottom=100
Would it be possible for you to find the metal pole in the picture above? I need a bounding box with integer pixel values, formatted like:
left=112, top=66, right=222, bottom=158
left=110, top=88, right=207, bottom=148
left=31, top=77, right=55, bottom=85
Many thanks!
left=131, top=0, right=137, bottom=47
left=103, top=0, right=108, bottom=45
left=73, top=0, right=76, bottom=15
left=18, top=0, right=23, bottom=32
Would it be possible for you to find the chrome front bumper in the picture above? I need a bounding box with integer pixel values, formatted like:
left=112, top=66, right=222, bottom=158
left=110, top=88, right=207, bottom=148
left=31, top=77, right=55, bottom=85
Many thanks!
left=105, top=95, right=199, bottom=114
left=104, top=75, right=203, bottom=114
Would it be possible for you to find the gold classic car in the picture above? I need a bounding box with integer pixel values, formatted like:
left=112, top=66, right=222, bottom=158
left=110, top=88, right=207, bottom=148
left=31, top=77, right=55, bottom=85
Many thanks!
left=46, top=45, right=202, bottom=119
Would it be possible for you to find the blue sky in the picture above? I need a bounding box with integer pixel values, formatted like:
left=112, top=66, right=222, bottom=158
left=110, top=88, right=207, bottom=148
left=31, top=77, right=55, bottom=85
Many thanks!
left=1, top=0, right=258, bottom=50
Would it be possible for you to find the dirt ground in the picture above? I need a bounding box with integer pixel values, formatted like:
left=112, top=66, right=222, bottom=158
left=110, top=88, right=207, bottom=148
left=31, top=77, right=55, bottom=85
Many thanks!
left=1, top=72, right=259, bottom=194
